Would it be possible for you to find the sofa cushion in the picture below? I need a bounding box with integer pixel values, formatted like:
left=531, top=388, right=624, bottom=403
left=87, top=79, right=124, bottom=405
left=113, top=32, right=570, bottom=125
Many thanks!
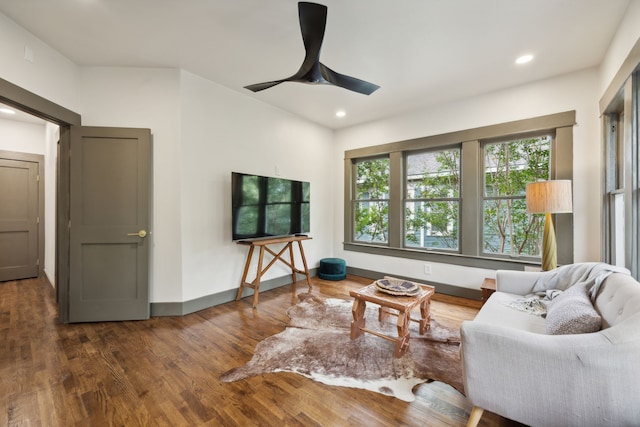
left=545, top=282, right=602, bottom=335
left=594, top=273, right=640, bottom=328
left=474, top=292, right=546, bottom=334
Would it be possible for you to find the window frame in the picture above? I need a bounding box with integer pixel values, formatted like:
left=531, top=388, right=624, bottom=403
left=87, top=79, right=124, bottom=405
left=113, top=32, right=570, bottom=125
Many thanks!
left=403, top=146, right=461, bottom=252
left=602, top=69, right=639, bottom=277
left=352, top=156, right=391, bottom=245
left=480, top=133, right=553, bottom=261
left=343, top=111, right=575, bottom=270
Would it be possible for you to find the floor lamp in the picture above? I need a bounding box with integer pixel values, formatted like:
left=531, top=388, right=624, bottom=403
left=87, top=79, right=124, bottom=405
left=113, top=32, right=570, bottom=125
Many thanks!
left=525, top=180, right=573, bottom=271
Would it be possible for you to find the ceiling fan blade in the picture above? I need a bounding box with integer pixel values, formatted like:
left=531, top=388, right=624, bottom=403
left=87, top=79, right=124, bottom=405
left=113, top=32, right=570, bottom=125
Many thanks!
left=244, top=2, right=326, bottom=91
left=320, top=63, right=380, bottom=95
left=296, top=2, right=327, bottom=77
left=244, top=80, right=285, bottom=93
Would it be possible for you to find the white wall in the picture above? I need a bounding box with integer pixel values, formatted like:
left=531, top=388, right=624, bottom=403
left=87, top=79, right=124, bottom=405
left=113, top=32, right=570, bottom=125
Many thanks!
left=0, top=118, right=46, bottom=154
left=78, top=67, right=184, bottom=303
left=0, top=12, right=78, bottom=112
left=333, top=68, right=603, bottom=290
left=44, top=122, right=59, bottom=285
left=599, top=0, right=640, bottom=94
left=179, top=71, right=334, bottom=301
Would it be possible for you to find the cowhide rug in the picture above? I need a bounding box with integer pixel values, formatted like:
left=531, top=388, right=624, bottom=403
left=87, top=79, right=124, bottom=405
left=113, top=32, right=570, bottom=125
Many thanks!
left=220, top=294, right=464, bottom=402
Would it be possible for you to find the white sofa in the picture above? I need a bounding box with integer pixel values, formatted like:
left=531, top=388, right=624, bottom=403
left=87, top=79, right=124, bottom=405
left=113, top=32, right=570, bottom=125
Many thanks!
left=461, top=263, right=640, bottom=427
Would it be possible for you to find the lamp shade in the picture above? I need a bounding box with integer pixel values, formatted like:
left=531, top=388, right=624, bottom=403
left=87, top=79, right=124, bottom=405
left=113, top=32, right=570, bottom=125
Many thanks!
left=526, top=180, right=573, bottom=214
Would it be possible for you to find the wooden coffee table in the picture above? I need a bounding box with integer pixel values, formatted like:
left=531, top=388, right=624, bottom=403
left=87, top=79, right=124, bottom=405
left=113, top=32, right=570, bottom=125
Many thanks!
left=349, top=280, right=435, bottom=357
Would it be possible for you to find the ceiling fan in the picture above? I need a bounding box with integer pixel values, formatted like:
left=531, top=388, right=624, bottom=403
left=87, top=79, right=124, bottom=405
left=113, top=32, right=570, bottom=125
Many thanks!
left=244, top=1, right=380, bottom=95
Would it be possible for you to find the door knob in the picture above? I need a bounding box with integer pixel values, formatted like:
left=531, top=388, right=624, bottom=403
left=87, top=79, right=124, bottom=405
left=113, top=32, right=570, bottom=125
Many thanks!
left=127, top=230, right=147, bottom=238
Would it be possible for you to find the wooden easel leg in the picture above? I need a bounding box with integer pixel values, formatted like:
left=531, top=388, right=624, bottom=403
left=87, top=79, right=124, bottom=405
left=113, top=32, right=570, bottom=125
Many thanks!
left=236, top=244, right=255, bottom=301
left=467, top=406, right=484, bottom=427
left=288, top=242, right=296, bottom=285
left=297, top=241, right=312, bottom=290
left=252, top=246, right=265, bottom=308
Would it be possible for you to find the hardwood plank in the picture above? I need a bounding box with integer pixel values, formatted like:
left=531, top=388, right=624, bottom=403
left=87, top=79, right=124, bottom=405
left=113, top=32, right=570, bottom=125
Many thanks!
left=0, top=275, right=524, bottom=426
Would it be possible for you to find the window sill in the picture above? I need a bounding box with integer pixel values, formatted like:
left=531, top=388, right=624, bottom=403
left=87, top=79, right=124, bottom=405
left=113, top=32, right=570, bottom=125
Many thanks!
left=343, top=242, right=539, bottom=271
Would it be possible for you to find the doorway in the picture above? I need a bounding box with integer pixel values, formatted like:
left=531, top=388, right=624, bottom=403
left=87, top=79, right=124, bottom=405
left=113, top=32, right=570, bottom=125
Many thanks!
left=1, top=79, right=80, bottom=322
left=1, top=77, right=152, bottom=323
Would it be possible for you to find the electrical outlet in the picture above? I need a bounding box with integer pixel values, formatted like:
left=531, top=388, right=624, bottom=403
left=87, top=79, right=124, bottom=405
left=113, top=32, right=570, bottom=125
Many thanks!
left=275, top=165, right=281, bottom=176
left=423, top=264, right=432, bottom=275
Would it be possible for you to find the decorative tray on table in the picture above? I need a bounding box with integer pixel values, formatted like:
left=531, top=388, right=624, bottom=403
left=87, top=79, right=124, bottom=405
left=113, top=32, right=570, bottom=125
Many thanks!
left=375, top=278, right=420, bottom=296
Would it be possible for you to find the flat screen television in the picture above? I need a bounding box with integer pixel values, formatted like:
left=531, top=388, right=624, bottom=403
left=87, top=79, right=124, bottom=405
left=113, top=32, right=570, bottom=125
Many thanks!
left=231, top=172, right=310, bottom=241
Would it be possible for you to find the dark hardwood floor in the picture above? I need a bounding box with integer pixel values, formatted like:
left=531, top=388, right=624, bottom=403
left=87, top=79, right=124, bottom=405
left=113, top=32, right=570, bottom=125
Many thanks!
left=0, top=275, right=522, bottom=426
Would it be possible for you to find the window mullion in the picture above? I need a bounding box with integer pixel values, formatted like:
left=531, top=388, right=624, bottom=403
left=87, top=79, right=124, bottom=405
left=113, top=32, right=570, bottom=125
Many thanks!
left=633, top=71, right=640, bottom=278
left=602, top=114, right=616, bottom=263
left=461, top=140, right=480, bottom=256
left=344, top=158, right=354, bottom=245
left=624, top=76, right=637, bottom=275
left=388, top=152, right=403, bottom=248
left=549, top=128, right=574, bottom=265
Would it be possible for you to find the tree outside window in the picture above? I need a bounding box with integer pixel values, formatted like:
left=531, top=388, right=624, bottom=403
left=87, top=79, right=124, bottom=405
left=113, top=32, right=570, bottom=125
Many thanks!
left=405, top=148, right=460, bottom=250
left=483, top=136, right=550, bottom=256
left=354, top=158, right=390, bottom=243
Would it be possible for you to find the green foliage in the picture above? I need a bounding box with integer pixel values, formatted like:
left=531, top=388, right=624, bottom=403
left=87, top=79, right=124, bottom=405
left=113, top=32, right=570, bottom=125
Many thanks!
left=405, top=149, right=460, bottom=249
left=483, top=137, right=550, bottom=255
left=356, top=158, right=389, bottom=199
left=354, top=158, right=390, bottom=243
left=355, top=201, right=389, bottom=243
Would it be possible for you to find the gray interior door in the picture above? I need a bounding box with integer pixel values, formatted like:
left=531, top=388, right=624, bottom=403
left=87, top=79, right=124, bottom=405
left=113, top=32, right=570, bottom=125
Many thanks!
left=69, top=126, right=150, bottom=322
left=0, top=158, right=39, bottom=281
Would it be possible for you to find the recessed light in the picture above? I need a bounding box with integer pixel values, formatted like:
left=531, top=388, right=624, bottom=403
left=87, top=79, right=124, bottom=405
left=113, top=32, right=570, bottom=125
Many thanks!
left=515, top=54, right=534, bottom=65
left=336, top=110, right=346, bottom=118
left=0, top=108, right=16, bottom=115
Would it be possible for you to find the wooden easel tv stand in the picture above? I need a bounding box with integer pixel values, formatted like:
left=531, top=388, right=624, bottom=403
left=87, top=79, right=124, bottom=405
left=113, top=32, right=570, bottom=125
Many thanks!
left=235, top=235, right=312, bottom=308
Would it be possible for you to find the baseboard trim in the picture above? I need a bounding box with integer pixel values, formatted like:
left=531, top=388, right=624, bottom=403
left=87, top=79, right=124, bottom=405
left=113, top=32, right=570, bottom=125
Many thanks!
left=151, top=268, right=318, bottom=316
left=150, top=266, right=481, bottom=317
left=346, top=267, right=482, bottom=301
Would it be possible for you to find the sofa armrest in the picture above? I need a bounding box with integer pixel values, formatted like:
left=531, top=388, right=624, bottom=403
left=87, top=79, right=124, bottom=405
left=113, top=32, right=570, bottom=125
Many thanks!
left=460, top=320, right=640, bottom=426
left=495, top=270, right=545, bottom=295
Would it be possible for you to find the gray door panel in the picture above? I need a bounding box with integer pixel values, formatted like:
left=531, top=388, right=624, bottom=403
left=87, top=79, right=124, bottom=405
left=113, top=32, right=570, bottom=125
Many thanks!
left=69, top=126, right=150, bottom=322
left=0, top=158, right=38, bottom=281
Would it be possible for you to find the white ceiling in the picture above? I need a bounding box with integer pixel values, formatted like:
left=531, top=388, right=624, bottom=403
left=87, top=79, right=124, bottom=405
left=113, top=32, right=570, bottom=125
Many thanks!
left=0, top=0, right=632, bottom=129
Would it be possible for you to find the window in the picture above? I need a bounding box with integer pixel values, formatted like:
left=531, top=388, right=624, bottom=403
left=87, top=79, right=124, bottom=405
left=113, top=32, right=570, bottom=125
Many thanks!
left=353, top=157, right=390, bottom=243
left=602, top=69, right=640, bottom=277
left=344, top=112, right=575, bottom=270
left=405, top=148, right=460, bottom=250
left=483, top=136, right=550, bottom=258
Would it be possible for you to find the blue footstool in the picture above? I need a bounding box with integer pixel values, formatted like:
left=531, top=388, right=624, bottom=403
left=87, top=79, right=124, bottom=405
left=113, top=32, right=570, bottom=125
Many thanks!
left=318, top=258, right=347, bottom=281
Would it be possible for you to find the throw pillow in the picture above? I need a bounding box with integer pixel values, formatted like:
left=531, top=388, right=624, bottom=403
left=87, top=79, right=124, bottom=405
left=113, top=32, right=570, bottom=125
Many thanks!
left=545, top=282, right=602, bottom=335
